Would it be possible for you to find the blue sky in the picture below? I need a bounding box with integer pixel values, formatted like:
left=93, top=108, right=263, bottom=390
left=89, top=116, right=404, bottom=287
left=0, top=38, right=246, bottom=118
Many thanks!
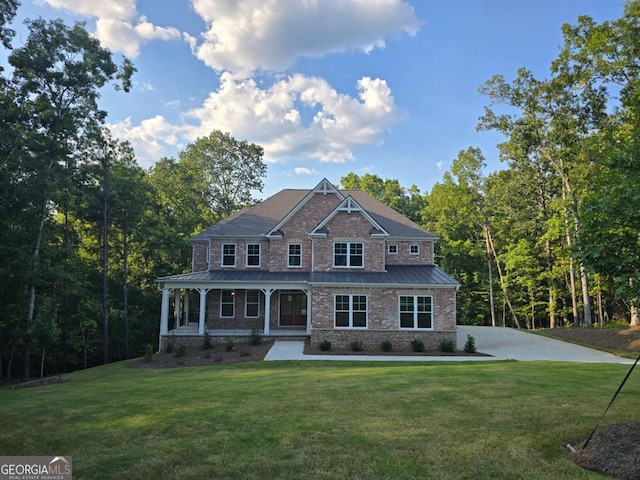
left=6, top=1, right=625, bottom=199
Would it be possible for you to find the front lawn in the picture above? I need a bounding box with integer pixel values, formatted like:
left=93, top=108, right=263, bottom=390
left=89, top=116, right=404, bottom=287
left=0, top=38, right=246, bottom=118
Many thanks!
left=2, top=360, right=638, bottom=479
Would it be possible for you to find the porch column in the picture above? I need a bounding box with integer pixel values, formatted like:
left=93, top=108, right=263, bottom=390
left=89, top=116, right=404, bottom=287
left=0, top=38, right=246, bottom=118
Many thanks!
left=184, top=291, right=190, bottom=324
left=160, top=288, right=170, bottom=335
left=261, top=288, right=275, bottom=335
left=174, top=289, right=182, bottom=327
left=304, top=289, right=312, bottom=334
left=197, top=288, right=210, bottom=336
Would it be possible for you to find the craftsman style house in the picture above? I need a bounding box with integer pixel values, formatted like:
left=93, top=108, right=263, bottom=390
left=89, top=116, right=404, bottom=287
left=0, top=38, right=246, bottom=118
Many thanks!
left=157, top=179, right=459, bottom=350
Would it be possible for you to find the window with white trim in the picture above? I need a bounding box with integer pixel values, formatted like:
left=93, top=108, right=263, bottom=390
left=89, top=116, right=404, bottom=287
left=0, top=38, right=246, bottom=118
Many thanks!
left=335, top=294, right=367, bottom=328
left=399, top=295, right=432, bottom=329
left=288, top=244, right=302, bottom=267
left=334, top=242, right=364, bottom=268
left=388, top=244, right=398, bottom=254
left=410, top=244, right=420, bottom=255
left=245, top=290, right=260, bottom=317
left=246, top=243, right=260, bottom=267
left=222, top=243, right=236, bottom=267
left=221, top=290, right=235, bottom=317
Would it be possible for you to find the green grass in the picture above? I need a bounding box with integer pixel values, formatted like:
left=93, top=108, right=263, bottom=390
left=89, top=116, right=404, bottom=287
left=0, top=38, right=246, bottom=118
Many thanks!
left=2, top=360, right=639, bottom=479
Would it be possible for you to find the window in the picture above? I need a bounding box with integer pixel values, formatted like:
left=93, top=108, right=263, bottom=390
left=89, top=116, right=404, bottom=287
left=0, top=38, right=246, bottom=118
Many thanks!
left=388, top=244, right=398, bottom=254
left=335, top=294, right=367, bottom=328
left=246, top=244, right=260, bottom=267
left=410, top=244, right=420, bottom=255
left=245, top=290, right=260, bottom=317
left=399, top=295, right=432, bottom=329
left=222, top=244, right=236, bottom=267
left=221, top=290, right=235, bottom=317
left=334, top=242, right=364, bottom=268
left=288, top=244, right=302, bottom=267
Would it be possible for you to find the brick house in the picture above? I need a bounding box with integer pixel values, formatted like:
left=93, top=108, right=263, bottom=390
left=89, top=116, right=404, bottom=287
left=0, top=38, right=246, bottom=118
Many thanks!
left=157, top=178, right=459, bottom=350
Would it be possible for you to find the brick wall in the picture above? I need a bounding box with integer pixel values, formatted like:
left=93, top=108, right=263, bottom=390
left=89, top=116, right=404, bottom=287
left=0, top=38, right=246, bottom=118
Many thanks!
left=192, top=241, right=208, bottom=272
left=384, top=240, right=434, bottom=265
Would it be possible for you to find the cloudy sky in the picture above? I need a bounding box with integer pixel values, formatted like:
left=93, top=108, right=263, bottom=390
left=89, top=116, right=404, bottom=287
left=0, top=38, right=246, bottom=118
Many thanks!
left=7, top=0, right=624, bottom=198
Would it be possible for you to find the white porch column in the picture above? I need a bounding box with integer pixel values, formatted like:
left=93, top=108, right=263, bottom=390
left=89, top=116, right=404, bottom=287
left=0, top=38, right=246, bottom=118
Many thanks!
left=160, top=288, right=170, bottom=335
left=261, top=289, right=275, bottom=335
left=197, top=288, right=210, bottom=336
left=174, top=289, right=182, bottom=327
left=184, top=291, right=190, bottom=324
left=305, top=289, right=312, bottom=334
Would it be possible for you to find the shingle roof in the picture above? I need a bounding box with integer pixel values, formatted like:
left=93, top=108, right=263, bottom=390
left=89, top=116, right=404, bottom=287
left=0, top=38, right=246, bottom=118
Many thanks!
left=191, top=180, right=435, bottom=240
left=158, top=265, right=459, bottom=287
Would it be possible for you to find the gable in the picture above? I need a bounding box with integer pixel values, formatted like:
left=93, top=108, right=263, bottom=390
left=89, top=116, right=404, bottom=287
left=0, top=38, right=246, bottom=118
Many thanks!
left=310, top=196, right=388, bottom=237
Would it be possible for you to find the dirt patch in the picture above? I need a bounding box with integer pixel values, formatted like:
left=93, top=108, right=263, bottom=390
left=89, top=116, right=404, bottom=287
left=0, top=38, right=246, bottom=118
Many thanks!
left=131, top=340, right=274, bottom=368
left=571, top=421, right=640, bottom=480
left=542, top=327, right=640, bottom=355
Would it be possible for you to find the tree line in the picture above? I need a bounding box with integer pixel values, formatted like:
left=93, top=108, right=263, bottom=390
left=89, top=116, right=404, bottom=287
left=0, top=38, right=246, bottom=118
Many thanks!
left=2, top=2, right=639, bottom=380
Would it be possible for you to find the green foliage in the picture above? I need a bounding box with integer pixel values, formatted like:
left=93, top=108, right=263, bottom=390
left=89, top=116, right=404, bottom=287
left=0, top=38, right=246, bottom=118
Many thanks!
left=174, top=344, right=186, bottom=358
left=249, top=325, right=262, bottom=345
left=464, top=335, right=477, bottom=354
left=380, top=340, right=392, bottom=352
left=349, top=341, right=363, bottom=352
left=201, top=332, right=213, bottom=350
left=439, top=339, right=455, bottom=353
left=143, top=344, right=154, bottom=362
left=318, top=340, right=332, bottom=351
left=225, top=337, right=234, bottom=352
left=410, top=339, right=425, bottom=352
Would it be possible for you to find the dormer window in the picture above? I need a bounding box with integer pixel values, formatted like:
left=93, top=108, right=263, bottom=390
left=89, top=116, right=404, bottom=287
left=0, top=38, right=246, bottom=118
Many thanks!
left=334, top=242, right=363, bottom=268
left=222, top=243, right=236, bottom=267
left=410, top=244, right=420, bottom=255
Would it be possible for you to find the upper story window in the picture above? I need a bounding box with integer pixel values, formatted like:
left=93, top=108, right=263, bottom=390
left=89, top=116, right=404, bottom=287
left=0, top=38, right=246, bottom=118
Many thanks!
left=288, top=244, right=302, bottom=267
left=388, top=244, right=398, bottom=254
left=410, top=244, right=420, bottom=255
left=334, top=242, right=363, bottom=268
left=399, top=295, right=432, bottom=329
left=246, top=244, right=260, bottom=267
left=222, top=243, right=236, bottom=267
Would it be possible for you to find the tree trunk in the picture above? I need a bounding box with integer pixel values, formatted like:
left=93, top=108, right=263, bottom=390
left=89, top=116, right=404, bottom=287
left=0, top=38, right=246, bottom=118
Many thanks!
left=123, top=226, right=130, bottom=360
left=486, top=227, right=522, bottom=329
left=102, top=156, right=109, bottom=365
left=630, top=279, right=639, bottom=327
left=483, top=225, right=497, bottom=327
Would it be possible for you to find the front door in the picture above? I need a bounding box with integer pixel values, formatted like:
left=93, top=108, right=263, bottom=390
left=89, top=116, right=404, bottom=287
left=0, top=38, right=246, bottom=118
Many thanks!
left=279, top=292, right=307, bottom=327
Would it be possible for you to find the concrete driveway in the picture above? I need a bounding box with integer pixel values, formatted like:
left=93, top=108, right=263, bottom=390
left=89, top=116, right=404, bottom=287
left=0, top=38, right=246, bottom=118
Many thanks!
left=265, top=326, right=634, bottom=363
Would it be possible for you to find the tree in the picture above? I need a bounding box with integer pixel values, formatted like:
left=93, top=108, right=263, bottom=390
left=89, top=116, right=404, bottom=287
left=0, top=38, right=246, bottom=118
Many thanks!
left=7, top=18, right=134, bottom=378
left=179, top=131, right=266, bottom=218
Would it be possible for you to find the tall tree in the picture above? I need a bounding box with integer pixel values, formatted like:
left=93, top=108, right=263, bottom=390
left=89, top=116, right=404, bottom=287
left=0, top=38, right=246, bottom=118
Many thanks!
left=179, top=131, right=266, bottom=218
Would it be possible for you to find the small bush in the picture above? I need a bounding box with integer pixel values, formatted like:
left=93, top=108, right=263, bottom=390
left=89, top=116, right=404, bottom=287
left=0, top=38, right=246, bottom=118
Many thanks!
left=350, top=341, right=363, bottom=352
left=249, top=325, right=262, bottom=345
left=604, top=320, right=630, bottom=329
left=143, top=344, right=154, bottom=362
left=464, top=335, right=477, bottom=353
left=380, top=340, right=392, bottom=352
left=202, top=332, right=213, bottom=350
left=225, top=337, right=234, bottom=352
left=411, top=338, right=424, bottom=352
left=439, top=339, right=455, bottom=353
left=174, top=345, right=186, bottom=358
left=318, top=340, right=332, bottom=351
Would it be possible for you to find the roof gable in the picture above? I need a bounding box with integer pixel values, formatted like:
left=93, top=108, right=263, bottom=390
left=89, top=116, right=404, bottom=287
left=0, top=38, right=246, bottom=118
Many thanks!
left=310, top=196, right=389, bottom=237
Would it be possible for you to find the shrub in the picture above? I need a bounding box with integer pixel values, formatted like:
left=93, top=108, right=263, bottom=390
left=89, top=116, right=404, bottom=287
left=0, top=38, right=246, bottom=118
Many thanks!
left=225, top=337, right=234, bottom=352
left=439, top=339, right=455, bottom=353
left=350, top=340, right=363, bottom=352
left=410, top=338, right=424, bottom=352
left=380, top=340, right=392, bottom=352
left=143, top=344, right=154, bottom=362
left=464, top=335, right=477, bottom=353
left=174, top=345, right=186, bottom=358
left=318, top=340, right=332, bottom=351
left=202, top=332, right=213, bottom=350
left=249, top=325, right=262, bottom=345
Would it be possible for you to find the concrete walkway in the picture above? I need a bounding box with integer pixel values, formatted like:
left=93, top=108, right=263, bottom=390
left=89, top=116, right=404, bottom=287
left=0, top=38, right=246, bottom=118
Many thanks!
left=264, top=326, right=634, bottom=364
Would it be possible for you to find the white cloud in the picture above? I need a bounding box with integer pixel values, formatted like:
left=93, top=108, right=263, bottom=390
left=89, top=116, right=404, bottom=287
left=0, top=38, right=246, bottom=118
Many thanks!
left=436, top=161, right=444, bottom=170
left=294, top=167, right=318, bottom=176
left=112, top=73, right=401, bottom=166
left=189, top=0, right=421, bottom=74
left=43, top=0, right=180, bottom=57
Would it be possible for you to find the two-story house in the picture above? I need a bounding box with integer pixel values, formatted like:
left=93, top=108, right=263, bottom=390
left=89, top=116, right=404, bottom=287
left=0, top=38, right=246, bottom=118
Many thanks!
left=157, top=178, right=459, bottom=350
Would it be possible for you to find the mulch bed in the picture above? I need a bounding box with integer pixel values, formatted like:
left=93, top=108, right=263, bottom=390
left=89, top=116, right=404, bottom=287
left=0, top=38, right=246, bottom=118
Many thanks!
left=303, top=343, right=491, bottom=357
left=571, top=421, right=640, bottom=480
